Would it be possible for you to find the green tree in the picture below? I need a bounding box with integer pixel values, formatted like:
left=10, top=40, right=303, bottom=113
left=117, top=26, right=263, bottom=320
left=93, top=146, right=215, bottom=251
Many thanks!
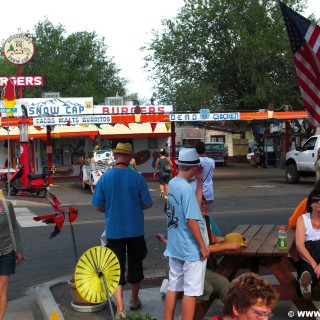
left=143, top=0, right=313, bottom=112
left=0, top=19, right=127, bottom=104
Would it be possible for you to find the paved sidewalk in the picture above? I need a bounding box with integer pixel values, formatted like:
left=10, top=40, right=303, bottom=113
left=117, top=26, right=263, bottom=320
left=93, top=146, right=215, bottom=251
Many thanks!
left=4, top=272, right=306, bottom=320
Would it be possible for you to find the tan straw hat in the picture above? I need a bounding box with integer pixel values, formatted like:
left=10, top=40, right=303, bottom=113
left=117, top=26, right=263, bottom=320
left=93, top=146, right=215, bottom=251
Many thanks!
left=224, top=233, right=247, bottom=247
left=112, top=142, right=133, bottom=156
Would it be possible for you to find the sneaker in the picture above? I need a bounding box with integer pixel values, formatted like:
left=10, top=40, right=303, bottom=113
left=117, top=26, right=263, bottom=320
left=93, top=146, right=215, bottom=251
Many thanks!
left=299, top=271, right=312, bottom=299
left=115, top=310, right=126, bottom=320
left=160, top=191, right=164, bottom=198
left=129, top=298, right=141, bottom=310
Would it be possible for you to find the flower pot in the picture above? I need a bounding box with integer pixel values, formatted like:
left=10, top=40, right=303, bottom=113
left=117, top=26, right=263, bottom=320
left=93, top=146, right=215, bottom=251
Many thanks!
left=67, top=279, right=89, bottom=305
left=67, top=280, right=107, bottom=312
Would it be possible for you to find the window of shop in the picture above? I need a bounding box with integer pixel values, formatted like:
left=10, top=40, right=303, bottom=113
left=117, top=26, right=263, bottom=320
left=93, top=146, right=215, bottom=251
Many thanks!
left=210, top=135, right=225, bottom=143
left=39, top=138, right=87, bottom=168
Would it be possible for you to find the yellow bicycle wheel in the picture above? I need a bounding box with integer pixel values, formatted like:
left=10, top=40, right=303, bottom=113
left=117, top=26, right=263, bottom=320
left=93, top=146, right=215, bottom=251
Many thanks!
left=74, top=246, right=120, bottom=304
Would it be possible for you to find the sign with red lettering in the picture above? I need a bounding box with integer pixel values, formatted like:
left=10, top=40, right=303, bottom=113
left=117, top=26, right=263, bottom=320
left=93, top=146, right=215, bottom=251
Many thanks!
left=0, top=76, right=43, bottom=86
left=94, top=105, right=173, bottom=114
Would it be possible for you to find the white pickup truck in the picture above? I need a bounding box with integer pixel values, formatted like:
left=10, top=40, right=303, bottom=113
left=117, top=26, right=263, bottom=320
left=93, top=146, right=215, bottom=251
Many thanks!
left=285, top=135, right=320, bottom=183
left=81, top=149, right=115, bottom=193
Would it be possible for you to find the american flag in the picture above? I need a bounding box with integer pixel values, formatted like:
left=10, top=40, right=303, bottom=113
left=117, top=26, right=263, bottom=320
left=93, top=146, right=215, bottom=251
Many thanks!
left=279, top=1, right=320, bottom=127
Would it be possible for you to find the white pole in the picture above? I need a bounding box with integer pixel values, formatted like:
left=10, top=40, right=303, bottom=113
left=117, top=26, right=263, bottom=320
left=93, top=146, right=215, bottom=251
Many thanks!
left=7, top=116, right=10, bottom=198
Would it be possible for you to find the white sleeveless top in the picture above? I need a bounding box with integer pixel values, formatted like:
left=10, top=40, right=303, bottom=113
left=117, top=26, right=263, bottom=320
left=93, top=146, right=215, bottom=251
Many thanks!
left=302, top=212, right=320, bottom=241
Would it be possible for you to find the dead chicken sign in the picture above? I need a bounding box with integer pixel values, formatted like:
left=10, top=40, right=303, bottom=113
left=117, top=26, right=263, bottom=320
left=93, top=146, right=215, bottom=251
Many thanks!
left=3, top=34, right=35, bottom=65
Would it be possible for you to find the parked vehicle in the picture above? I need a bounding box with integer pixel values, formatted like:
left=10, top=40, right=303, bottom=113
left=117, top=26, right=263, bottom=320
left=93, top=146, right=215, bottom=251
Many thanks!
left=285, top=135, right=320, bottom=183
left=81, top=149, right=115, bottom=193
left=205, top=142, right=228, bottom=166
left=5, top=164, right=49, bottom=197
left=170, top=145, right=189, bottom=158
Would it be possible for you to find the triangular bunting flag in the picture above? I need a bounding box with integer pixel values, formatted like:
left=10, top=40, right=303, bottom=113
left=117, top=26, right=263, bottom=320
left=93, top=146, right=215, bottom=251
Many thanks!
left=150, top=123, right=157, bottom=132
left=109, top=123, right=116, bottom=127
left=94, top=123, right=101, bottom=129
left=165, top=123, right=171, bottom=131
left=34, top=126, right=43, bottom=131
left=123, top=123, right=130, bottom=129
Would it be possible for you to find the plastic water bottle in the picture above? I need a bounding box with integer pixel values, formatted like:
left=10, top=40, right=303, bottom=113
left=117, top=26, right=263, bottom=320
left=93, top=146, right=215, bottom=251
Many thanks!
left=160, top=279, right=168, bottom=300
left=278, top=226, right=287, bottom=250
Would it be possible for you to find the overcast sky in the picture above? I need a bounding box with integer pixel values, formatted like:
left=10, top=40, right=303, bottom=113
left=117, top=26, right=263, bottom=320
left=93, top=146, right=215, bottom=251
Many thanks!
left=0, top=0, right=318, bottom=103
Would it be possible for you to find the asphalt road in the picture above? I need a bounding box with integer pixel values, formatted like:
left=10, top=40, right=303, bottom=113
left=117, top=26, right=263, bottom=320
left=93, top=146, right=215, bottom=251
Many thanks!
left=6, top=163, right=317, bottom=302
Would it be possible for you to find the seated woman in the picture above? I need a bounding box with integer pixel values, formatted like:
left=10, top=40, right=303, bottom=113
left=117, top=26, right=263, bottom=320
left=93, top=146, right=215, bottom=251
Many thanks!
left=296, top=184, right=320, bottom=299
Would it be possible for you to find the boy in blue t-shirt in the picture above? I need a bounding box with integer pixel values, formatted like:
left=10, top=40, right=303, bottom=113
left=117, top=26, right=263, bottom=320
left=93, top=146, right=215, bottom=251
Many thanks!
left=164, top=148, right=209, bottom=320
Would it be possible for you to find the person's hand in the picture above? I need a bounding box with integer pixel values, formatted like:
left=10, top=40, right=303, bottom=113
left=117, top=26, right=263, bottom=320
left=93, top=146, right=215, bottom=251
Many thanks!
left=228, top=242, right=241, bottom=250
left=195, top=165, right=204, bottom=181
left=155, top=233, right=167, bottom=243
left=16, top=252, right=24, bottom=265
left=200, top=246, right=210, bottom=260
left=314, top=264, right=320, bottom=278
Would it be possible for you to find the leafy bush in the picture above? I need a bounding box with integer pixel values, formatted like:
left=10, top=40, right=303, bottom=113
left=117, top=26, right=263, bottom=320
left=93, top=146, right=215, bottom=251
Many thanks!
left=127, top=312, right=156, bottom=320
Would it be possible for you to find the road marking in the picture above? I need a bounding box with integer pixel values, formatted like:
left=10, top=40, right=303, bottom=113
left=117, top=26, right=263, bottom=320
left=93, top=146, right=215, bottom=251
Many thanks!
left=15, top=207, right=47, bottom=228
left=250, top=185, right=276, bottom=188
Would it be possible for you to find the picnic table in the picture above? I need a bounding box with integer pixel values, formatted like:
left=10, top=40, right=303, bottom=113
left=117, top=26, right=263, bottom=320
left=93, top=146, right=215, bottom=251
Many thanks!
left=195, top=224, right=320, bottom=320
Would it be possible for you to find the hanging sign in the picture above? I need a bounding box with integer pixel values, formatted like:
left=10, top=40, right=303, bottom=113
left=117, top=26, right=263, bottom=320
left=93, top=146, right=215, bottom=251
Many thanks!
left=33, top=115, right=112, bottom=126
left=170, top=112, right=240, bottom=121
left=95, top=105, right=173, bottom=114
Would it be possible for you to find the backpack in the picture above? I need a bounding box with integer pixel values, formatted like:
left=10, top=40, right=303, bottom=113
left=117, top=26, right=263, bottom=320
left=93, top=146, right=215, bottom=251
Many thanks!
left=164, top=160, right=173, bottom=173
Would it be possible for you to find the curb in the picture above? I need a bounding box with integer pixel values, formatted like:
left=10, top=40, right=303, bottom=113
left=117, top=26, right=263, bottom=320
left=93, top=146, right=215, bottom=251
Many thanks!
left=35, top=275, right=70, bottom=320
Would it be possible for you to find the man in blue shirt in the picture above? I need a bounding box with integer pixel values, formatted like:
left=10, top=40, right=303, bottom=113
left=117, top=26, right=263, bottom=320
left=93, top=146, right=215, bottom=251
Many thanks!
left=92, top=142, right=152, bottom=320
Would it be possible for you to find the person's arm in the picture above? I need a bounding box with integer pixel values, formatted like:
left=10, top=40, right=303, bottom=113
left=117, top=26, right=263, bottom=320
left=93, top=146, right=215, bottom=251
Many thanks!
left=167, top=157, right=173, bottom=166
left=153, top=158, right=159, bottom=177
left=296, top=216, right=320, bottom=276
left=7, top=201, right=24, bottom=264
left=209, top=229, right=224, bottom=243
left=187, top=219, right=209, bottom=260
left=208, top=242, right=241, bottom=253
left=194, top=166, right=203, bottom=206
left=208, top=226, right=241, bottom=252
left=95, top=206, right=105, bottom=212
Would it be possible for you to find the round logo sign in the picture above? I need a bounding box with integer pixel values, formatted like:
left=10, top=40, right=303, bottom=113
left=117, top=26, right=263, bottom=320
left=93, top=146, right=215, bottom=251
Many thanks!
left=3, top=34, right=35, bottom=65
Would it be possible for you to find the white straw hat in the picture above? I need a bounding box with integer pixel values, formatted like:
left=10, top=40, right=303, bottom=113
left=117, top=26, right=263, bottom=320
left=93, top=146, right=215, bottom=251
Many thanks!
left=176, top=148, right=200, bottom=166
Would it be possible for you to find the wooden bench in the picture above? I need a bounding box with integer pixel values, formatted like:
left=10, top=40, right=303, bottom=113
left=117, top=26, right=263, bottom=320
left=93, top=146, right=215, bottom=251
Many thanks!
left=194, top=292, right=217, bottom=320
